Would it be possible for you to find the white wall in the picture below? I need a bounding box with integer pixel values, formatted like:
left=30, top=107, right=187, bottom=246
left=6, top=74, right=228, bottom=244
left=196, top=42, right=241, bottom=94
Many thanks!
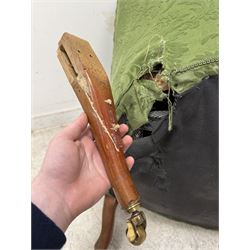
left=32, top=0, right=116, bottom=129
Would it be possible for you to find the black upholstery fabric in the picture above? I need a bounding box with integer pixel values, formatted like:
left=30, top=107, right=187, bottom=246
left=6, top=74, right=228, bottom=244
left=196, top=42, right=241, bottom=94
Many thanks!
left=125, top=75, right=218, bottom=228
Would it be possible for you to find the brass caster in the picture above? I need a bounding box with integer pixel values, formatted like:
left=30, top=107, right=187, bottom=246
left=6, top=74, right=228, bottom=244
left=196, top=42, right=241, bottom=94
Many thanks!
left=126, top=209, right=147, bottom=246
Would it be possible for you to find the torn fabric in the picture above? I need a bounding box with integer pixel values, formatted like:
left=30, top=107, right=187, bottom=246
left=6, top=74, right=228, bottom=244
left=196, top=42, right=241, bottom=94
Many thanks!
left=111, top=0, right=219, bottom=130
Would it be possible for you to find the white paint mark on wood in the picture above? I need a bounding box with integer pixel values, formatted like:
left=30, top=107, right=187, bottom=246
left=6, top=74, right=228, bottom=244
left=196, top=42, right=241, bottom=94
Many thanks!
left=77, top=74, right=120, bottom=152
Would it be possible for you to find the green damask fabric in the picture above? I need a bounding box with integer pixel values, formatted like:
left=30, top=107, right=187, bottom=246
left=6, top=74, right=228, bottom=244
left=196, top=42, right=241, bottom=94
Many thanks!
left=111, top=0, right=219, bottom=130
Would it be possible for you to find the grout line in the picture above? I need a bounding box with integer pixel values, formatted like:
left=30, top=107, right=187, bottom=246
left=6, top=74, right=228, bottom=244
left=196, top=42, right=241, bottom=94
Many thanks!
left=32, top=107, right=82, bottom=131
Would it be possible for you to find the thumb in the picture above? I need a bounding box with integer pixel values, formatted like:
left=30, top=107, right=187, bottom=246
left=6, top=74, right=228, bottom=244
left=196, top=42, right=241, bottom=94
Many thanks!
left=61, top=112, right=88, bottom=140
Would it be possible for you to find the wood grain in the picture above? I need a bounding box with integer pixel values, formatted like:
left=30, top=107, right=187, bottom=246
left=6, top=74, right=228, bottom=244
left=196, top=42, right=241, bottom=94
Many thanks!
left=57, top=32, right=139, bottom=209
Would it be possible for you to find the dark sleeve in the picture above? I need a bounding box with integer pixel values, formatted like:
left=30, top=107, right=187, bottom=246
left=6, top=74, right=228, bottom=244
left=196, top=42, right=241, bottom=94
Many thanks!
left=32, top=203, right=66, bottom=249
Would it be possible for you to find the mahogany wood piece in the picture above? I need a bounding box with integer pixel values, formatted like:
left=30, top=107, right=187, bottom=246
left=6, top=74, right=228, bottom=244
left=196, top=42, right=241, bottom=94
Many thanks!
left=94, top=195, right=118, bottom=250
left=57, top=32, right=139, bottom=209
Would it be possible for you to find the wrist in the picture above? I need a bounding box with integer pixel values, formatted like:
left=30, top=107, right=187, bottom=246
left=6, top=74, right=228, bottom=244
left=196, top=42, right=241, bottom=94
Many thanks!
left=31, top=173, right=73, bottom=232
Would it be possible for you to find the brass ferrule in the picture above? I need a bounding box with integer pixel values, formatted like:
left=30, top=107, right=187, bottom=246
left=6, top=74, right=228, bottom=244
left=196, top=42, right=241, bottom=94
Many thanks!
left=127, top=201, right=141, bottom=213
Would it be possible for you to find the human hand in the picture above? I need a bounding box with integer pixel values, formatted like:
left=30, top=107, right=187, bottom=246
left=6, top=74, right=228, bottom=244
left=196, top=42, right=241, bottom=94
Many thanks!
left=32, top=113, right=134, bottom=231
